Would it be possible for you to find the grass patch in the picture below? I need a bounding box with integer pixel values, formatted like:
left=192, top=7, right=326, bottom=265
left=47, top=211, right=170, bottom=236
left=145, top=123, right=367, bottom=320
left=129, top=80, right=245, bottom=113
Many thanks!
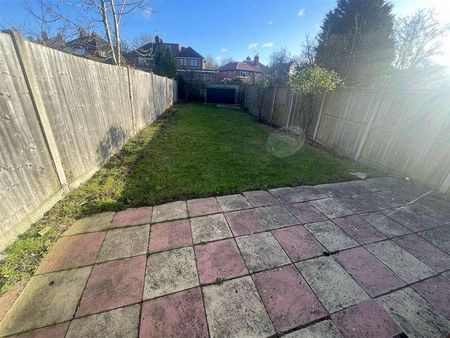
left=0, top=103, right=382, bottom=293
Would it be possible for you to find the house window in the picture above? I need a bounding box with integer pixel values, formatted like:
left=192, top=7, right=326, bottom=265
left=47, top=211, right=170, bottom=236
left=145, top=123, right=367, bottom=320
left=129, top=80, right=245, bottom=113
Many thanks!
left=179, top=58, right=187, bottom=66
left=190, top=59, right=198, bottom=67
left=240, top=71, right=248, bottom=78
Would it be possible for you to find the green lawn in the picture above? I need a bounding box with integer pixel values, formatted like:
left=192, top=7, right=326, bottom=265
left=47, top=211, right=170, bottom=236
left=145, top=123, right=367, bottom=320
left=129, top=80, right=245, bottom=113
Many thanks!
left=0, top=103, right=381, bottom=293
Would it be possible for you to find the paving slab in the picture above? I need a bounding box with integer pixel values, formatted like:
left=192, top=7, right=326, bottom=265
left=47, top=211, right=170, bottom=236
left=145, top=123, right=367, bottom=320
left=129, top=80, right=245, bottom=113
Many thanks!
left=152, top=201, right=188, bottom=223
left=412, top=276, right=450, bottom=319
left=255, top=205, right=299, bottom=229
left=272, top=225, right=325, bottom=262
left=296, top=256, right=369, bottom=313
left=235, top=232, right=290, bottom=272
left=393, top=234, right=450, bottom=272
left=336, top=180, right=371, bottom=195
left=202, top=276, right=275, bottom=338
left=305, top=221, right=358, bottom=252
left=96, top=225, right=149, bottom=262
left=309, top=198, right=353, bottom=219
left=140, top=288, right=208, bottom=338
left=362, top=177, right=402, bottom=192
left=216, top=194, right=251, bottom=212
left=285, top=202, right=328, bottom=224
left=359, top=211, right=411, bottom=237
left=419, top=225, right=450, bottom=254
left=195, top=238, right=248, bottom=284
left=334, top=195, right=374, bottom=214
left=0, top=281, right=27, bottom=322
left=335, top=247, right=406, bottom=297
left=366, top=240, right=436, bottom=284
left=284, top=320, right=343, bottom=338
left=332, top=215, right=386, bottom=245
left=291, top=186, right=328, bottom=201
left=353, top=193, right=393, bottom=210
left=330, top=300, right=402, bottom=338
left=190, top=213, right=232, bottom=244
left=76, top=255, right=146, bottom=316
left=67, top=304, right=140, bottom=338
left=243, top=190, right=278, bottom=207
left=442, top=271, right=450, bottom=280
left=316, top=183, right=348, bottom=198
left=144, top=246, right=198, bottom=300
left=224, top=209, right=267, bottom=236
left=37, top=232, right=105, bottom=273
left=417, top=196, right=450, bottom=220
left=63, top=212, right=115, bottom=236
left=0, top=267, right=91, bottom=336
left=148, top=220, right=192, bottom=252
left=187, top=197, right=221, bottom=217
left=377, top=287, right=450, bottom=338
left=269, top=187, right=306, bottom=203
left=386, top=204, right=443, bottom=232
left=11, top=322, right=70, bottom=338
left=112, top=207, right=152, bottom=227
left=253, top=265, right=327, bottom=333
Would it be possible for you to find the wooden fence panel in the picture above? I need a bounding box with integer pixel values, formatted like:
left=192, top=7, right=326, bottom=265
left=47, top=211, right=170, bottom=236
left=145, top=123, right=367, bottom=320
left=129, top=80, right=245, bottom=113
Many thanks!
left=130, top=69, right=156, bottom=130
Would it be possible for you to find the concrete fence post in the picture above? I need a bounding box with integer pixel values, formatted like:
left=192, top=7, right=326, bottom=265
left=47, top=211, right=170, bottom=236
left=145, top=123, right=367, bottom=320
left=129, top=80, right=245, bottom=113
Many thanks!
left=126, top=66, right=136, bottom=135
left=270, top=85, right=277, bottom=123
left=313, top=91, right=327, bottom=141
left=8, top=30, right=69, bottom=191
left=354, top=92, right=377, bottom=160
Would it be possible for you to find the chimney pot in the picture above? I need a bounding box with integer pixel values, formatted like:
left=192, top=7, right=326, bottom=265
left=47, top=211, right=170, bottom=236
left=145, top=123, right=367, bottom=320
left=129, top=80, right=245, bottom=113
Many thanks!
left=254, top=55, right=259, bottom=63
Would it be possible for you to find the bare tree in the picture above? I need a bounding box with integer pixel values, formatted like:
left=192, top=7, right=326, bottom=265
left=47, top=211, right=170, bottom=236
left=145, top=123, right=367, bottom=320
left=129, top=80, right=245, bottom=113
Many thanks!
left=220, top=57, right=235, bottom=66
left=394, top=9, right=449, bottom=70
left=301, top=34, right=316, bottom=67
left=267, top=48, right=292, bottom=85
left=204, top=55, right=219, bottom=69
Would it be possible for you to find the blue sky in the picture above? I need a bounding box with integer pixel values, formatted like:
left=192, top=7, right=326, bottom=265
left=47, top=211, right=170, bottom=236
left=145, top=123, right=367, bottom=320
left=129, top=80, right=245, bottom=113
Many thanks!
left=0, top=0, right=448, bottom=65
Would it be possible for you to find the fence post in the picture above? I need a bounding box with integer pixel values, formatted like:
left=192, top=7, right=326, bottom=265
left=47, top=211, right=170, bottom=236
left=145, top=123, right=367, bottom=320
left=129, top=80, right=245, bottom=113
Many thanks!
left=269, top=85, right=277, bottom=122
left=354, top=92, right=377, bottom=160
left=286, top=91, right=294, bottom=128
left=127, top=66, right=136, bottom=134
left=8, top=30, right=69, bottom=191
left=313, top=91, right=327, bottom=141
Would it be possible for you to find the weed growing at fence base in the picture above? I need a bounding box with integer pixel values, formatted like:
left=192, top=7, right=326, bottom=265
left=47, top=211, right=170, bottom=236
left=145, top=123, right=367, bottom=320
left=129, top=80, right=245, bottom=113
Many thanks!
left=0, top=103, right=381, bottom=294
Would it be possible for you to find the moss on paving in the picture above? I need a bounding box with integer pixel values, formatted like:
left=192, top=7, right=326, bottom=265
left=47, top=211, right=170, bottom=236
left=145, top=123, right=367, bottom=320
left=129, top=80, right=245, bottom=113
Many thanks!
left=0, top=103, right=382, bottom=293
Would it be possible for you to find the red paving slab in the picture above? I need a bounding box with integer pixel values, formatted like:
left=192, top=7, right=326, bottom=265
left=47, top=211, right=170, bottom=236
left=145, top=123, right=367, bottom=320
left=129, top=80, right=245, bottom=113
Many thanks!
left=224, top=209, right=267, bottom=236
left=140, top=288, right=208, bottom=338
left=37, top=232, right=105, bottom=273
left=333, top=215, right=386, bottom=245
left=195, top=239, right=247, bottom=284
left=10, top=322, right=70, bottom=338
left=187, top=197, right=221, bottom=217
left=331, top=300, right=402, bottom=338
left=0, top=281, right=26, bottom=322
left=112, top=207, right=152, bottom=227
left=285, top=202, right=328, bottom=224
left=335, top=247, right=405, bottom=297
left=148, top=220, right=192, bottom=252
left=272, top=225, right=325, bottom=262
left=76, top=255, right=146, bottom=316
left=393, top=234, right=450, bottom=272
left=243, top=190, right=278, bottom=207
left=253, top=265, right=327, bottom=333
left=412, top=276, right=450, bottom=319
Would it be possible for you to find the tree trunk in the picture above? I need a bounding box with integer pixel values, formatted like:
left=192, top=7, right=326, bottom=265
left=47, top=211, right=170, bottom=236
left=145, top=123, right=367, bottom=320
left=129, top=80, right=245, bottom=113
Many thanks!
left=109, top=0, right=121, bottom=65
left=100, top=0, right=117, bottom=64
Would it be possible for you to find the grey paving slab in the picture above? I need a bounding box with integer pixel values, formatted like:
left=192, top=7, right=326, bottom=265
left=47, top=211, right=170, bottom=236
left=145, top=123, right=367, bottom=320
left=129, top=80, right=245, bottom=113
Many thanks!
left=269, top=187, right=306, bottom=203
left=63, top=212, right=115, bottom=236
left=255, top=205, right=299, bottom=229
left=309, top=198, right=353, bottom=218
left=305, top=221, right=358, bottom=252
left=291, top=186, right=328, bottom=201
left=315, top=183, right=348, bottom=198
left=143, top=247, right=198, bottom=300
left=387, top=204, right=445, bottom=232
left=203, top=276, right=275, bottom=338
left=419, top=225, right=450, bottom=254
left=66, top=304, right=140, bottom=338
left=0, top=267, right=91, bottom=336
left=353, top=192, right=395, bottom=210
left=417, top=196, right=450, bottom=220
left=335, top=195, right=374, bottom=214
left=284, top=320, right=343, bottom=338
left=243, top=190, right=278, bottom=207
left=362, top=177, right=403, bottom=192
left=236, top=232, right=290, bottom=272
left=377, top=287, right=450, bottom=338
left=297, top=256, right=369, bottom=313
left=152, top=201, right=188, bottom=223
left=96, top=225, right=149, bottom=262
left=360, top=211, right=411, bottom=238
left=442, top=271, right=450, bottom=280
left=216, top=194, right=251, bottom=212
left=365, top=241, right=436, bottom=283
left=190, top=214, right=232, bottom=244
left=336, top=180, right=371, bottom=195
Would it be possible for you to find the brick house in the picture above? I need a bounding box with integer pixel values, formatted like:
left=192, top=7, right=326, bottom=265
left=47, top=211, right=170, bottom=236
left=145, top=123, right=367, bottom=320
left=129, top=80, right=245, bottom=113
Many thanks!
left=217, top=56, right=266, bottom=84
left=63, top=29, right=110, bottom=60
left=126, top=36, right=205, bottom=71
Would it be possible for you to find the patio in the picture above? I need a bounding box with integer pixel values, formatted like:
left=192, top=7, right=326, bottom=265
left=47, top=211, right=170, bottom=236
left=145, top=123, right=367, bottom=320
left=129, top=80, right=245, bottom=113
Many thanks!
left=1, top=177, right=449, bottom=337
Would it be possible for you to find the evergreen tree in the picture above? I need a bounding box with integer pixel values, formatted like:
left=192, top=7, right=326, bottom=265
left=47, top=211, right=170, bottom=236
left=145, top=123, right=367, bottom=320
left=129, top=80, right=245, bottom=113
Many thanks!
left=154, top=46, right=177, bottom=78
left=316, top=0, right=395, bottom=85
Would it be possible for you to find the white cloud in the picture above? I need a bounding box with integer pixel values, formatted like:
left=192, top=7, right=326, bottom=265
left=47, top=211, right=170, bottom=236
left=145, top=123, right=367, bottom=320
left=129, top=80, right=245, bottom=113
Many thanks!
left=262, top=42, right=274, bottom=48
left=268, top=20, right=273, bottom=25
left=248, top=43, right=258, bottom=50
left=220, top=48, right=227, bottom=53
left=297, top=9, right=305, bottom=17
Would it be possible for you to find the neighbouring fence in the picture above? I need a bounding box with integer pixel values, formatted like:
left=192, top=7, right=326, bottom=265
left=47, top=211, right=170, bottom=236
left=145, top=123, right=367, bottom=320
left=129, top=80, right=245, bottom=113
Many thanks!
left=244, top=84, right=450, bottom=194
left=0, top=31, right=176, bottom=250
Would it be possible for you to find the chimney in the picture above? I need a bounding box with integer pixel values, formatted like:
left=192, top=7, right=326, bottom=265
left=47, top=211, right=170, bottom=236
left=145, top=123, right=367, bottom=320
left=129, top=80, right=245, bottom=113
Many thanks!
left=40, top=31, right=49, bottom=42
left=254, top=55, right=260, bottom=64
left=246, top=56, right=251, bottom=61
left=155, top=35, right=162, bottom=44
left=79, top=28, right=88, bottom=39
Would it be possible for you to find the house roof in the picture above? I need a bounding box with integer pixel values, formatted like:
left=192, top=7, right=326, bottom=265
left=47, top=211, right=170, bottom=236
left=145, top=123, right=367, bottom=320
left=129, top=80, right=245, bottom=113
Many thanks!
left=177, top=46, right=203, bottom=58
left=218, top=62, right=260, bottom=72
left=126, top=42, right=204, bottom=59
left=65, top=32, right=109, bottom=52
